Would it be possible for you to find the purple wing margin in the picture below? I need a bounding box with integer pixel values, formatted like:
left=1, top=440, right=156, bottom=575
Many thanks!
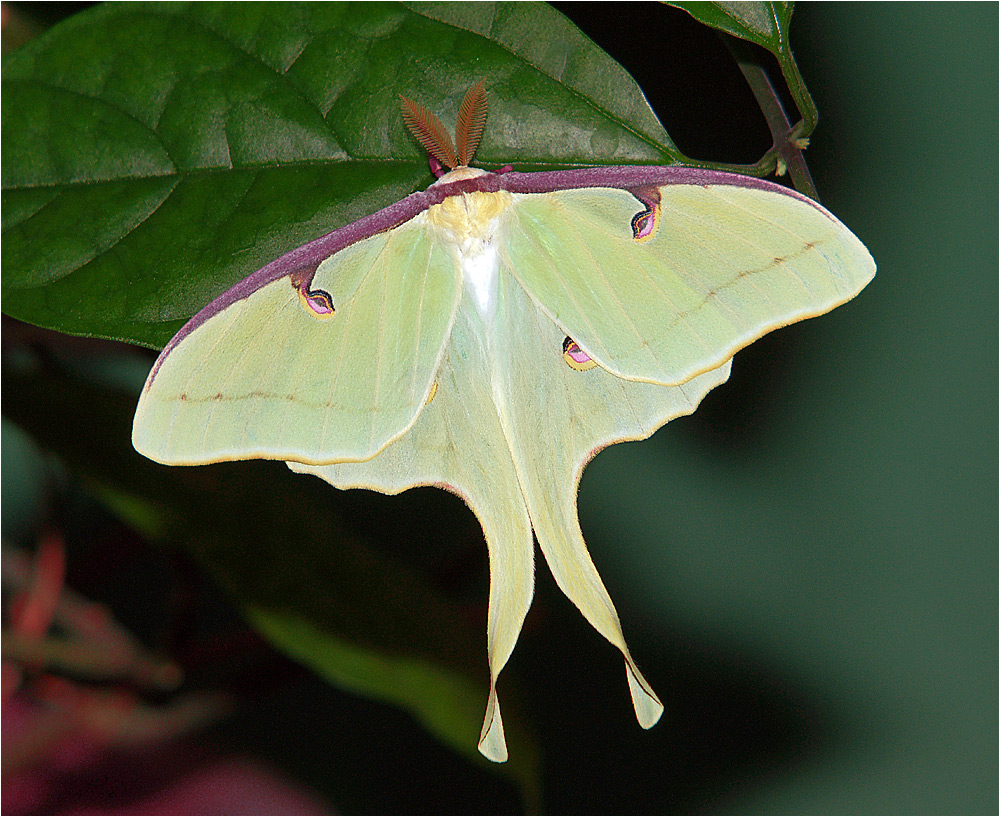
left=491, top=165, right=827, bottom=212
left=148, top=164, right=822, bottom=383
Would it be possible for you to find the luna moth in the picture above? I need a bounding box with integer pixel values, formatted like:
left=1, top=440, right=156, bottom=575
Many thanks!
left=132, top=82, right=875, bottom=762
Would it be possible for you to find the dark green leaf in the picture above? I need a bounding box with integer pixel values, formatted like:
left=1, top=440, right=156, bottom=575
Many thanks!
left=2, top=2, right=678, bottom=347
left=665, top=2, right=793, bottom=55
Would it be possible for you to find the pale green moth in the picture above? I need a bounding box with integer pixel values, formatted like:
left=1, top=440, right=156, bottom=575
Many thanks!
left=133, top=83, right=876, bottom=762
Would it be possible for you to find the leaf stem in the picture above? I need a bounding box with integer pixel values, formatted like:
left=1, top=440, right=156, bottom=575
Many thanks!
left=664, top=32, right=820, bottom=199
left=724, top=35, right=819, bottom=200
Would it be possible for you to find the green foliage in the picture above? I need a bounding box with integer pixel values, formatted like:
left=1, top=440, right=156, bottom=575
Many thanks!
left=2, top=1, right=683, bottom=348
left=2, top=3, right=993, bottom=811
left=667, top=1, right=793, bottom=53
left=1, top=1, right=814, bottom=797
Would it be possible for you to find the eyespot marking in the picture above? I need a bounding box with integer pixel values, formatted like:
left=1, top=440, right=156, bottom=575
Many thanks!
left=291, top=267, right=335, bottom=319
left=631, top=201, right=660, bottom=242
left=629, top=186, right=662, bottom=243
left=298, top=288, right=335, bottom=318
left=563, top=337, right=597, bottom=371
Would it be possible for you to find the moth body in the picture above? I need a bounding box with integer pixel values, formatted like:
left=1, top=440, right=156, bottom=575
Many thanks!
left=460, top=243, right=500, bottom=318
left=132, top=93, right=876, bottom=763
left=425, top=182, right=514, bottom=324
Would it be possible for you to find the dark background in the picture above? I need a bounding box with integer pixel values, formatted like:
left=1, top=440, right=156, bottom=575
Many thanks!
left=3, top=3, right=996, bottom=813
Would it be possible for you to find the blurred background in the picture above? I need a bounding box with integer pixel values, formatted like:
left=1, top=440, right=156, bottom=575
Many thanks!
left=3, top=2, right=996, bottom=813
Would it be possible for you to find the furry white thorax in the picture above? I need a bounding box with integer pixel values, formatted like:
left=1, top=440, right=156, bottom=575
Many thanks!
left=462, top=244, right=500, bottom=317
left=424, top=172, right=513, bottom=322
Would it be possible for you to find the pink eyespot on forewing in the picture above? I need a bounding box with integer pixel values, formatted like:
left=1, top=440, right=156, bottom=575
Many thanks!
left=290, top=267, right=335, bottom=320
left=563, top=337, right=598, bottom=371
left=300, top=289, right=335, bottom=318
left=630, top=202, right=661, bottom=243
left=629, top=187, right=662, bottom=243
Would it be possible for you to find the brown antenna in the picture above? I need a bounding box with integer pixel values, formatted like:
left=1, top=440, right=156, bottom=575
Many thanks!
left=400, top=94, right=458, bottom=170
left=455, top=80, right=487, bottom=167
left=401, top=82, right=488, bottom=170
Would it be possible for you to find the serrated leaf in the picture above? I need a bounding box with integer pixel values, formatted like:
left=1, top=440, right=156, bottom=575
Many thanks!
left=2, top=1, right=679, bottom=347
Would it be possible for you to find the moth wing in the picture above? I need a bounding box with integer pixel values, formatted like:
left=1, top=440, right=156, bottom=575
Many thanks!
left=503, top=182, right=875, bottom=385
left=133, top=218, right=458, bottom=465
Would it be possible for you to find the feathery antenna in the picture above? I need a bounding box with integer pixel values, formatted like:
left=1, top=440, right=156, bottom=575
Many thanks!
left=401, top=82, right=488, bottom=170
left=455, top=80, right=487, bottom=167
left=400, top=94, right=458, bottom=170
